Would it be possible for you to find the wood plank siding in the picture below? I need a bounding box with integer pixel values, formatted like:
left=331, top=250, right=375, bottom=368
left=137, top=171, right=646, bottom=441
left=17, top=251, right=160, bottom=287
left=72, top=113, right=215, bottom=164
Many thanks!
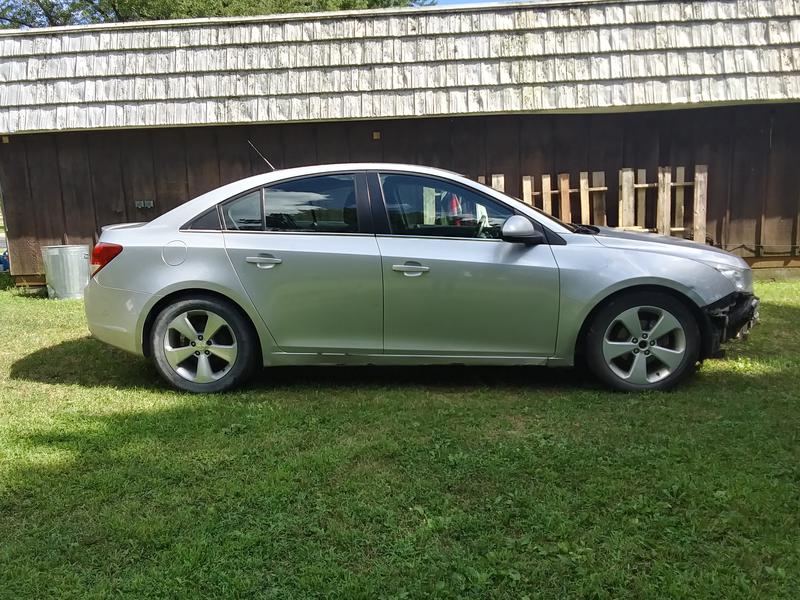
left=1, top=0, right=800, bottom=276
left=1, top=0, right=799, bottom=133
left=1, top=105, right=799, bottom=276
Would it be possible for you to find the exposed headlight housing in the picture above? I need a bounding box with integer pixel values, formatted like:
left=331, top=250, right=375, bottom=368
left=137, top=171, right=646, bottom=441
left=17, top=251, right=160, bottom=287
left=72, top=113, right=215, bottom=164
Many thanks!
left=702, top=261, right=753, bottom=293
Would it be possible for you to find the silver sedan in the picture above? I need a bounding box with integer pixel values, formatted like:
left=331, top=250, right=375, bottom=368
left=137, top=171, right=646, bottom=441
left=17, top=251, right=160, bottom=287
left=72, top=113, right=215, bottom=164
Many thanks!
left=84, top=163, right=759, bottom=392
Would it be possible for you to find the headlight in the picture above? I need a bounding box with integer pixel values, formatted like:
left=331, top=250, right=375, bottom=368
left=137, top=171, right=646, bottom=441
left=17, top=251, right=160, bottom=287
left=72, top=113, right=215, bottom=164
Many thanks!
left=702, top=261, right=753, bottom=293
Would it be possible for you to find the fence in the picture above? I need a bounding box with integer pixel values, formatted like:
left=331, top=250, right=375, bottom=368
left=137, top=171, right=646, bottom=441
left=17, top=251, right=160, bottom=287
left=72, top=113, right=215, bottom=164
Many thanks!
left=479, top=165, right=709, bottom=243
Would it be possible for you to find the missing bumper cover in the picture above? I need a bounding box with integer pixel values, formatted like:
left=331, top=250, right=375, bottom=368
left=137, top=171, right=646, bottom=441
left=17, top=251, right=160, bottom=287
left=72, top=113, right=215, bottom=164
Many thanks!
left=703, top=293, right=760, bottom=357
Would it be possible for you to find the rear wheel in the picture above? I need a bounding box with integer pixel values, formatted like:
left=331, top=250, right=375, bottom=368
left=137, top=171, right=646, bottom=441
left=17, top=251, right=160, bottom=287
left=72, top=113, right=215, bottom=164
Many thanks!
left=151, top=296, right=258, bottom=393
left=585, top=291, right=700, bottom=391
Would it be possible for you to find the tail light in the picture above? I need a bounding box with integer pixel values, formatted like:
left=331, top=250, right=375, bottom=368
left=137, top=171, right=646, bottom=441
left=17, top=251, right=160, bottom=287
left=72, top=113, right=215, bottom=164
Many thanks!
left=90, top=242, right=123, bottom=277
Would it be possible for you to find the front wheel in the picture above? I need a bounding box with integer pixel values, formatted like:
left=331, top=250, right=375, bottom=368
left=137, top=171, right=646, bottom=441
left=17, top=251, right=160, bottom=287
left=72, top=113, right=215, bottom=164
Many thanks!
left=151, top=296, right=258, bottom=393
left=584, top=291, right=700, bottom=392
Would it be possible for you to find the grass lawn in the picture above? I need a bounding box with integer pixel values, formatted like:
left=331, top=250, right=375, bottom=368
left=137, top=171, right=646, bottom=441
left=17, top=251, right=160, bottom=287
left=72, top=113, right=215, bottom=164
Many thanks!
left=1, top=275, right=798, bottom=598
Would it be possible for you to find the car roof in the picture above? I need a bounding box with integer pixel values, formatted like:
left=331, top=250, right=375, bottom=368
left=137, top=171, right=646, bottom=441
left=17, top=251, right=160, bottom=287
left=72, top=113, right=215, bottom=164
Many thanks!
left=145, top=162, right=571, bottom=234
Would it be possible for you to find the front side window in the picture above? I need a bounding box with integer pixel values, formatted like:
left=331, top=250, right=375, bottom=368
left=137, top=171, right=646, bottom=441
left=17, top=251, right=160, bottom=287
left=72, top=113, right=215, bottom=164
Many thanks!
left=379, top=173, right=513, bottom=239
left=222, top=190, right=263, bottom=231
left=264, top=174, right=358, bottom=233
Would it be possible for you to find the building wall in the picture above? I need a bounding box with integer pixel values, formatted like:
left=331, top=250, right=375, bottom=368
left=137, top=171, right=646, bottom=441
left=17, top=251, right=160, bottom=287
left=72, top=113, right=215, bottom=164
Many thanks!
left=0, top=103, right=798, bottom=277
left=1, top=0, right=799, bottom=134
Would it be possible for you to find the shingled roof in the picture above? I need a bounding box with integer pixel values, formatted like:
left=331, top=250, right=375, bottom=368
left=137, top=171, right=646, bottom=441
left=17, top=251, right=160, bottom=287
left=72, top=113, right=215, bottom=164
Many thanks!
left=1, top=0, right=798, bottom=134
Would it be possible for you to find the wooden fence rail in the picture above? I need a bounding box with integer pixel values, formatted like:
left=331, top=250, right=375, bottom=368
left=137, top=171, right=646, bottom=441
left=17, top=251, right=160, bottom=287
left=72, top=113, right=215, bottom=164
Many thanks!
left=480, top=165, right=708, bottom=242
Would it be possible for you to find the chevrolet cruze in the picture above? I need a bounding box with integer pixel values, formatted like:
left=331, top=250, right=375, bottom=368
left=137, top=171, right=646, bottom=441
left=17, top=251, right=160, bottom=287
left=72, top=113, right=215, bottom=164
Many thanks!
left=85, top=163, right=759, bottom=392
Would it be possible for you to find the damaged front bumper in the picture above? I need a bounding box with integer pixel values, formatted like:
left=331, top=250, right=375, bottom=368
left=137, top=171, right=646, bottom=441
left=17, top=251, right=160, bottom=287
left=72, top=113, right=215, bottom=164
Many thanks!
left=702, top=292, right=760, bottom=358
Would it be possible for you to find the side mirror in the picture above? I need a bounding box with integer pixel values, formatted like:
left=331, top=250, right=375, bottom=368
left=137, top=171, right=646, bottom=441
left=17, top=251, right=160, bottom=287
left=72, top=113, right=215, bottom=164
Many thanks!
left=501, top=215, right=546, bottom=245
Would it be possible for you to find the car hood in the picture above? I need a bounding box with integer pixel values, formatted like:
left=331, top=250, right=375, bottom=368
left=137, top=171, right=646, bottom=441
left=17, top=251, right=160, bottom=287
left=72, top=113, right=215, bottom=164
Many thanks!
left=592, top=227, right=748, bottom=268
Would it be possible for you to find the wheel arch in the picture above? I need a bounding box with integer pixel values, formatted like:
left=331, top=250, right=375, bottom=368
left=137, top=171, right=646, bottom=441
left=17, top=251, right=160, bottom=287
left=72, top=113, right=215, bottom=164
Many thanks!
left=140, top=288, right=265, bottom=365
left=573, top=284, right=714, bottom=364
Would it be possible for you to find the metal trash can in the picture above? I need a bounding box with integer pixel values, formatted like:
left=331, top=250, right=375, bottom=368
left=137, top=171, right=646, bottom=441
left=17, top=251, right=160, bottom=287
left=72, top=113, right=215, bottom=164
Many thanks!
left=41, top=245, right=90, bottom=300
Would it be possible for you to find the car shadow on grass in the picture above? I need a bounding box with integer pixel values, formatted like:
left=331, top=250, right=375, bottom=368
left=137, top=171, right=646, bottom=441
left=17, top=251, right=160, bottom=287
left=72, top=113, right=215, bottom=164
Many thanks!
left=9, top=335, right=595, bottom=392
left=10, top=295, right=799, bottom=393
left=9, top=336, right=164, bottom=390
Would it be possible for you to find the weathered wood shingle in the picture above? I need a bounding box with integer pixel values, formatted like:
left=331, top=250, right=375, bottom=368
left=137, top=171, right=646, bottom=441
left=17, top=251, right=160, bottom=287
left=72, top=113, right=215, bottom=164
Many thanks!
left=1, top=0, right=799, bottom=134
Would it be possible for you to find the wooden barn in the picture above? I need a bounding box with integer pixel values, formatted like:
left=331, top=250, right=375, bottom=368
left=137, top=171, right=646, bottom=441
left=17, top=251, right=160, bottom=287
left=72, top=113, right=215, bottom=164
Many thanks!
left=0, top=0, right=799, bottom=283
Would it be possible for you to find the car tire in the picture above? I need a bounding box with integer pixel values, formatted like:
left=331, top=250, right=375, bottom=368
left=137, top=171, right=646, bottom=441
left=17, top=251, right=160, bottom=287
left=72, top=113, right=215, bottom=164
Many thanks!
left=584, top=290, right=700, bottom=392
left=150, top=296, right=258, bottom=393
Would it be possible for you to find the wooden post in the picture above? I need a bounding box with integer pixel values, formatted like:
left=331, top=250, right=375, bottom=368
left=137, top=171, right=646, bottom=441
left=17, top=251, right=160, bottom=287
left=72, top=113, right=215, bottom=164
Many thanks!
left=693, top=164, right=708, bottom=244
left=558, top=173, right=571, bottom=223
left=491, top=174, right=504, bottom=192
left=541, top=174, right=553, bottom=214
left=591, top=171, right=606, bottom=226
left=636, top=168, right=647, bottom=228
left=674, top=166, right=685, bottom=229
left=521, top=176, right=533, bottom=206
left=619, top=168, right=635, bottom=228
left=657, top=166, right=672, bottom=236
left=579, top=172, right=590, bottom=225
left=423, top=186, right=436, bottom=225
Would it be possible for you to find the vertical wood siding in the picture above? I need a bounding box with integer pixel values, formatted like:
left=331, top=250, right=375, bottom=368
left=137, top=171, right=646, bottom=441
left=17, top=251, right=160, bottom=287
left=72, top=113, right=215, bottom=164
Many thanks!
left=1, top=105, right=799, bottom=276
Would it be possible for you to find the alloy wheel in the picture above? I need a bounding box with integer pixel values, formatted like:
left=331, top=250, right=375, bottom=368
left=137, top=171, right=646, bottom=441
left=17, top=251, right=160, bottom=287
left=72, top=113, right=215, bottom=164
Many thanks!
left=163, top=310, right=238, bottom=383
left=602, top=305, right=686, bottom=385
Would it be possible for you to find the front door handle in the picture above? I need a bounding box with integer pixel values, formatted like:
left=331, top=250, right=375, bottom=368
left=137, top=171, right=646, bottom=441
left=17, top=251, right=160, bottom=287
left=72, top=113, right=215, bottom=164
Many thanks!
left=246, top=254, right=282, bottom=269
left=392, top=262, right=430, bottom=277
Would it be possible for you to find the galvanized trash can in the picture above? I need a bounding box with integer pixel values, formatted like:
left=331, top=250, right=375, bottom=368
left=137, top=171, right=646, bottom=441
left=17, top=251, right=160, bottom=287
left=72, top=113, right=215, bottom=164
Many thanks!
left=41, top=245, right=90, bottom=300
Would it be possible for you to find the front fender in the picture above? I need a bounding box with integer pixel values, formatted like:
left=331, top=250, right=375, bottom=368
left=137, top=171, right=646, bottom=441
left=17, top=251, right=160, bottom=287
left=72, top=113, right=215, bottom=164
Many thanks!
left=549, top=237, right=737, bottom=364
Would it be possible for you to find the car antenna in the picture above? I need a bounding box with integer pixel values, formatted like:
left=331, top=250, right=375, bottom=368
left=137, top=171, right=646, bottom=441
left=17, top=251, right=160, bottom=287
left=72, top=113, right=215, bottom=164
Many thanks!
left=247, top=140, right=276, bottom=171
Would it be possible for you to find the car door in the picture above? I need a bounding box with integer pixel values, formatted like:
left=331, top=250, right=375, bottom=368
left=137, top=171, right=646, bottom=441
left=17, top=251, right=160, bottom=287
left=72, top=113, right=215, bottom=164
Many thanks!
left=371, top=171, right=560, bottom=357
left=223, top=172, right=383, bottom=354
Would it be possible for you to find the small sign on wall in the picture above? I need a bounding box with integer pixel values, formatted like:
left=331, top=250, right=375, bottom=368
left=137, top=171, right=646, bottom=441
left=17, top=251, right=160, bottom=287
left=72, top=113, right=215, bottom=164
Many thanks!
left=135, top=199, right=154, bottom=209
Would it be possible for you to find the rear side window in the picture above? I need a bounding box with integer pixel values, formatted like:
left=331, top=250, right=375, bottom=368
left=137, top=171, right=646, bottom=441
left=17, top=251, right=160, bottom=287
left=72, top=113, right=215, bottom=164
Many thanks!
left=264, top=174, right=358, bottom=233
left=187, top=207, right=221, bottom=231
left=222, top=190, right=264, bottom=231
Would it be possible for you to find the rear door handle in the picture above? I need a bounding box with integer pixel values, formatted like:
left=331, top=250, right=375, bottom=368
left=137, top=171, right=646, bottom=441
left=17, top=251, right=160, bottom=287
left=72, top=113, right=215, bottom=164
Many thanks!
left=392, top=262, right=430, bottom=276
left=246, top=254, right=282, bottom=269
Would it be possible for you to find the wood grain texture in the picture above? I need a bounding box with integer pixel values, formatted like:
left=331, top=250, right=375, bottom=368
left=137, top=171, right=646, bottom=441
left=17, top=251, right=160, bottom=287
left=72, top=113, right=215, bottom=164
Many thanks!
left=2, top=107, right=800, bottom=276
left=87, top=130, right=127, bottom=228
left=579, top=172, right=590, bottom=225
left=56, top=132, right=96, bottom=245
left=2, top=0, right=798, bottom=134
left=152, top=128, right=189, bottom=213
left=118, top=129, right=158, bottom=223
left=25, top=135, right=64, bottom=250
left=762, top=106, right=800, bottom=255
left=184, top=127, right=221, bottom=199
left=591, top=171, right=606, bottom=226
left=693, top=165, right=708, bottom=244
left=619, top=168, right=635, bottom=228
left=558, top=173, right=571, bottom=223
left=656, top=167, right=672, bottom=236
left=0, top=136, right=38, bottom=273
left=728, top=106, right=771, bottom=256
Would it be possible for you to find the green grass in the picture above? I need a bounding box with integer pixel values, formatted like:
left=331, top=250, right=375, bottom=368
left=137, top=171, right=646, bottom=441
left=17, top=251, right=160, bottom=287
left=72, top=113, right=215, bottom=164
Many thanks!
left=1, top=279, right=799, bottom=599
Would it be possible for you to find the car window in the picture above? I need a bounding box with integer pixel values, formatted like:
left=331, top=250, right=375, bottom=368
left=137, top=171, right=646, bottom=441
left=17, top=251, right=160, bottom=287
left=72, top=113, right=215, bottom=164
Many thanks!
left=187, top=207, right=222, bottom=231
left=264, top=174, right=358, bottom=233
left=379, top=173, right=513, bottom=239
left=222, top=190, right=263, bottom=231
